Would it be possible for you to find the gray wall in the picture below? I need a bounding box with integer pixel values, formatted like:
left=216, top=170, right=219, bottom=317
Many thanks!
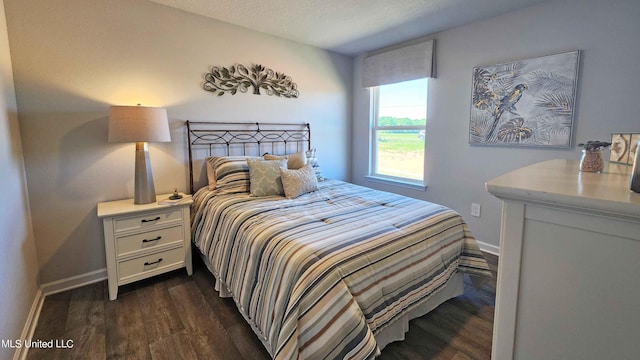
left=0, top=0, right=39, bottom=356
left=352, top=0, right=640, bottom=251
left=5, top=0, right=352, bottom=284
left=5, top=0, right=640, bottom=309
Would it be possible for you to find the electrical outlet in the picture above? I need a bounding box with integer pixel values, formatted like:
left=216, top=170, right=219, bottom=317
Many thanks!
left=471, top=203, right=481, bottom=217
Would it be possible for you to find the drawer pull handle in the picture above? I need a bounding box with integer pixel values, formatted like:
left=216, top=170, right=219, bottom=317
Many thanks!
left=144, top=258, right=163, bottom=266
left=142, top=236, right=162, bottom=243
left=141, top=217, right=161, bottom=223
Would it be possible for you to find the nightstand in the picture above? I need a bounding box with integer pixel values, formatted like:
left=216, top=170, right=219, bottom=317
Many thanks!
left=97, top=195, right=193, bottom=300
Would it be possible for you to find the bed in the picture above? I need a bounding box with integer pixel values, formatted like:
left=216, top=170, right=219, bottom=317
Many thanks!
left=187, top=121, right=492, bottom=359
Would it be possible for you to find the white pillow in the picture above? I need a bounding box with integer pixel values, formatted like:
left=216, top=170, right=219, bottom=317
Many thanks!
left=305, top=148, right=324, bottom=181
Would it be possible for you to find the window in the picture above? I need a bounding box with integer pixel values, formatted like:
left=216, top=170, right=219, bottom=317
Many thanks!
left=370, top=78, right=428, bottom=184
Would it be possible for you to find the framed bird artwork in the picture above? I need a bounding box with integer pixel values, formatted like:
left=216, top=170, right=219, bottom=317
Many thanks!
left=469, top=50, right=580, bottom=147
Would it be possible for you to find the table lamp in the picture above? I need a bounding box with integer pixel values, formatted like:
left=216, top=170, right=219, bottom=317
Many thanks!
left=108, top=105, right=170, bottom=204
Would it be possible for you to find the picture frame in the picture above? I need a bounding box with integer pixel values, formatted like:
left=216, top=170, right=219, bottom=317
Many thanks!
left=469, top=50, right=580, bottom=147
left=610, top=133, right=640, bottom=165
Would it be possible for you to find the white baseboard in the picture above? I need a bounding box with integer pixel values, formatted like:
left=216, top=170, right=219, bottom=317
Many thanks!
left=40, top=268, right=107, bottom=296
left=13, top=288, right=45, bottom=360
left=477, top=240, right=500, bottom=256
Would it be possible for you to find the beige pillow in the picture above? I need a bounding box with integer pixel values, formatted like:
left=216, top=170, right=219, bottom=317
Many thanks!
left=280, top=163, right=318, bottom=199
left=264, top=150, right=307, bottom=170
left=206, top=158, right=217, bottom=190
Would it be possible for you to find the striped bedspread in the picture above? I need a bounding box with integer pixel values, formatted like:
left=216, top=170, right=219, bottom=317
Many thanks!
left=191, top=179, right=491, bottom=359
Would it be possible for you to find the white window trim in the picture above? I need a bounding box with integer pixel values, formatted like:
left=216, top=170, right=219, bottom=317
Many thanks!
left=365, top=175, right=427, bottom=191
left=369, top=86, right=427, bottom=187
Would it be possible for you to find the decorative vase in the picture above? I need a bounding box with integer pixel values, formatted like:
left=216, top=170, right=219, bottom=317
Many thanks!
left=579, top=149, right=604, bottom=172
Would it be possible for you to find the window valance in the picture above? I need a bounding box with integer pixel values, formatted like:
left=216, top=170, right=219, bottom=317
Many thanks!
left=363, top=39, right=435, bottom=88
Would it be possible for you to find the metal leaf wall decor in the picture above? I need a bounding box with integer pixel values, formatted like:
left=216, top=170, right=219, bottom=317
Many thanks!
left=203, top=64, right=299, bottom=98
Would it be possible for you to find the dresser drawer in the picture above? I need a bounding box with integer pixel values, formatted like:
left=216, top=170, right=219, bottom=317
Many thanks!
left=117, top=247, right=185, bottom=283
left=113, top=208, right=183, bottom=233
left=116, top=225, right=184, bottom=257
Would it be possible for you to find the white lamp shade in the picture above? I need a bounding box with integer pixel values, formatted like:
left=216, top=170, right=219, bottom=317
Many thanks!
left=108, top=106, right=171, bottom=143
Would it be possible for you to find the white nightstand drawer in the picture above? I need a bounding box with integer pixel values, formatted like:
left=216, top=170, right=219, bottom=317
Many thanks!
left=117, top=246, right=185, bottom=283
left=113, top=208, right=183, bottom=233
left=116, top=225, right=183, bottom=257
left=99, top=195, right=193, bottom=300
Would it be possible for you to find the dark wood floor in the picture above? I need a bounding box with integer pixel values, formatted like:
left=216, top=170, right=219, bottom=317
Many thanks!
left=26, top=253, right=497, bottom=360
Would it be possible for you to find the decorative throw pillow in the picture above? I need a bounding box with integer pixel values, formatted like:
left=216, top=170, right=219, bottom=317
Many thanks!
left=264, top=150, right=307, bottom=169
left=247, top=159, right=287, bottom=197
left=206, top=156, right=261, bottom=194
left=280, top=163, right=318, bottom=199
left=305, top=148, right=324, bottom=181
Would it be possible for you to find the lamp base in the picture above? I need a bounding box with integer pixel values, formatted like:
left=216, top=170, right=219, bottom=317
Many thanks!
left=134, top=142, right=157, bottom=204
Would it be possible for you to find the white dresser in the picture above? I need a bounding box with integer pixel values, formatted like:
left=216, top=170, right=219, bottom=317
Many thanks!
left=486, top=159, right=640, bottom=360
left=97, top=195, right=193, bottom=300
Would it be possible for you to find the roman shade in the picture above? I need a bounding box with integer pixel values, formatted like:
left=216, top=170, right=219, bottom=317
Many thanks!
left=363, top=39, right=435, bottom=88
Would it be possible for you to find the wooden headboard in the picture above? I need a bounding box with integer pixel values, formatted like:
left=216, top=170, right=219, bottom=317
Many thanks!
left=186, top=121, right=311, bottom=194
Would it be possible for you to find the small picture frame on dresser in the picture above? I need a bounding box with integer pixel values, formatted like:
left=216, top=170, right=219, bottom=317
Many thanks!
left=610, top=133, right=640, bottom=165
